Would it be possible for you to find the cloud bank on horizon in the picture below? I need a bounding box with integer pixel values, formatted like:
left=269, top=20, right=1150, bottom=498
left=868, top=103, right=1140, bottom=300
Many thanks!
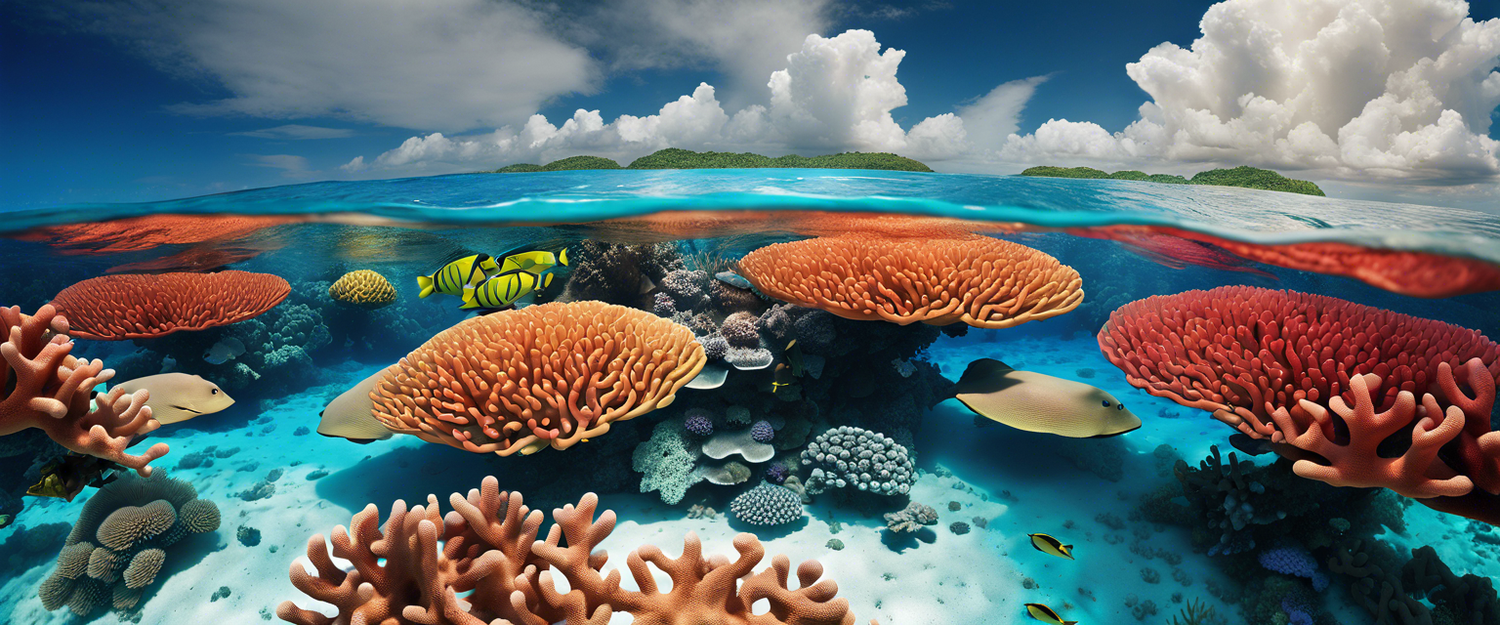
left=342, top=0, right=1500, bottom=189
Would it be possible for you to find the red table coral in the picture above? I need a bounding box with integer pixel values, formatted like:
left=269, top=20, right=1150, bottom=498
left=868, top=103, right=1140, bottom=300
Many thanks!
left=279, top=476, right=871, bottom=625
left=1098, top=286, right=1500, bottom=520
left=370, top=301, right=706, bottom=456
left=739, top=234, right=1083, bottom=329
left=51, top=271, right=290, bottom=340
left=1, top=305, right=167, bottom=475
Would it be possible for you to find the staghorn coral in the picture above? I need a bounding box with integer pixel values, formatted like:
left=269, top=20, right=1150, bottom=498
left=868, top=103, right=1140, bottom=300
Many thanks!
left=51, top=271, right=290, bottom=339
left=1099, top=287, right=1500, bottom=521
left=328, top=269, right=397, bottom=308
left=739, top=234, right=1084, bottom=329
left=371, top=301, right=706, bottom=456
left=39, top=471, right=218, bottom=617
left=1, top=305, right=167, bottom=474
left=279, top=475, right=871, bottom=625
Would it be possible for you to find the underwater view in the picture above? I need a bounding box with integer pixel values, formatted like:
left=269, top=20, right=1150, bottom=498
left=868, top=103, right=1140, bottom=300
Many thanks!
left=0, top=168, right=1498, bottom=625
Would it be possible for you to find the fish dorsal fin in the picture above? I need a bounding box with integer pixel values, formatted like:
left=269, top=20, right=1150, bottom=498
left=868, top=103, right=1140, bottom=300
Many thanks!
left=954, top=358, right=1018, bottom=395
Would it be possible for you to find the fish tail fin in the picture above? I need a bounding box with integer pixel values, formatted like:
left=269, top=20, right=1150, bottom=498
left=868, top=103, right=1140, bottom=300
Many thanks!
left=417, top=275, right=435, bottom=298
left=559, top=247, right=569, bottom=266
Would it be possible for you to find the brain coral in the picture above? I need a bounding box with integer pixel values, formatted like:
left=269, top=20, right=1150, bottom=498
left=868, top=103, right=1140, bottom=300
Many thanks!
left=738, top=234, right=1083, bottom=329
left=52, top=271, right=290, bottom=340
left=1099, top=286, right=1500, bottom=516
left=371, top=301, right=706, bottom=456
left=327, top=270, right=397, bottom=308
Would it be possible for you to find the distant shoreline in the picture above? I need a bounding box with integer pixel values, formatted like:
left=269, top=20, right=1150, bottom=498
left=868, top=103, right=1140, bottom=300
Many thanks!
left=492, top=148, right=934, bottom=173
left=1019, top=165, right=1325, bottom=196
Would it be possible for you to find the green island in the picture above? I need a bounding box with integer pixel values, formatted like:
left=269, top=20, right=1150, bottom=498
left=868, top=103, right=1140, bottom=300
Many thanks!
left=1019, top=164, right=1325, bottom=196
left=493, top=148, right=933, bottom=173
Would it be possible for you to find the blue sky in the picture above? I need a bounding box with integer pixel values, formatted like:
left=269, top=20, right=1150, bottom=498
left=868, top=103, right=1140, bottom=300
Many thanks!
left=2, top=0, right=1498, bottom=210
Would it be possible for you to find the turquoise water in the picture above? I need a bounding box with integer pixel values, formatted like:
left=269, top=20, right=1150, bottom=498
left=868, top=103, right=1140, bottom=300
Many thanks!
left=1, top=169, right=1498, bottom=625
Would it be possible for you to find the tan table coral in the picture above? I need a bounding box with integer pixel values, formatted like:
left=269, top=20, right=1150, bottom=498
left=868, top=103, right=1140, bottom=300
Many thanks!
left=738, top=234, right=1083, bottom=329
left=279, top=476, right=874, bottom=625
left=51, top=270, right=290, bottom=340
left=328, top=269, right=397, bottom=308
left=371, top=300, right=705, bottom=456
left=1, top=305, right=166, bottom=475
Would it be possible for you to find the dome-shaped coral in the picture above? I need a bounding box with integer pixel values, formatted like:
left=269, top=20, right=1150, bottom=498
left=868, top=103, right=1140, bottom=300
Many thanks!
left=328, top=269, right=397, bottom=308
left=51, top=271, right=289, bottom=340
left=739, top=234, right=1083, bottom=329
left=371, top=301, right=706, bottom=456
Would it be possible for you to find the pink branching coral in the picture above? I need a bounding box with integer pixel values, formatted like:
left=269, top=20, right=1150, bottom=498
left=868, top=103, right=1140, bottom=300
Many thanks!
left=278, top=476, right=873, bottom=625
left=1, top=305, right=166, bottom=475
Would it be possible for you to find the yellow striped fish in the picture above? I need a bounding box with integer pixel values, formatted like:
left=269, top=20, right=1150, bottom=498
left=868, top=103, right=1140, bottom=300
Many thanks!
left=1024, top=603, right=1077, bottom=625
left=461, top=271, right=555, bottom=310
left=417, top=254, right=499, bottom=299
left=498, top=249, right=567, bottom=274
left=1028, top=533, right=1075, bottom=560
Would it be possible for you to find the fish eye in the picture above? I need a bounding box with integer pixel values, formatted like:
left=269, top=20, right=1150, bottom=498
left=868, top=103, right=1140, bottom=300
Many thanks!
left=1117, top=403, right=1125, bottom=410
left=1101, top=400, right=1111, bottom=407
left=211, top=388, right=219, bottom=395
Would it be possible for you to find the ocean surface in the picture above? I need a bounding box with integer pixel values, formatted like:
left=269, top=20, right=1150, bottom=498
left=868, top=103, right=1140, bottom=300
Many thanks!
left=1, top=168, right=1498, bottom=625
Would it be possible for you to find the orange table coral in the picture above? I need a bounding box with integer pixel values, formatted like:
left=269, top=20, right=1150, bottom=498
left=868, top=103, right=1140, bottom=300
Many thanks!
left=51, top=271, right=290, bottom=340
left=278, top=476, right=871, bottom=625
left=0, top=305, right=167, bottom=475
left=1099, top=286, right=1500, bottom=522
left=370, top=301, right=705, bottom=456
left=738, top=234, right=1083, bottom=329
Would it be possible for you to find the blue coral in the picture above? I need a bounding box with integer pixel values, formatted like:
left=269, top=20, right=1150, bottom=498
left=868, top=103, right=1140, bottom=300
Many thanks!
left=729, top=482, right=803, bottom=526
left=765, top=464, right=790, bottom=484
left=683, top=410, right=714, bottom=437
left=1258, top=544, right=1328, bottom=591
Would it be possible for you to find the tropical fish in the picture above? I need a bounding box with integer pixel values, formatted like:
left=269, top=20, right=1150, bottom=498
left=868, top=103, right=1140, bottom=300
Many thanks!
left=952, top=359, right=1141, bottom=438
left=27, top=454, right=124, bottom=502
left=462, top=271, right=555, bottom=310
left=715, top=270, right=752, bottom=289
left=771, top=362, right=797, bottom=394
left=417, top=254, right=499, bottom=299
left=113, top=373, right=235, bottom=424
left=203, top=337, right=246, bottom=364
left=1024, top=602, right=1077, bottom=625
left=460, top=248, right=568, bottom=310
left=318, top=367, right=395, bottom=444
left=1028, top=533, right=1075, bottom=560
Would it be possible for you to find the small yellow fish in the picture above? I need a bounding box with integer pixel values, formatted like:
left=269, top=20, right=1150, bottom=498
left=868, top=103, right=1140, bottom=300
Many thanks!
left=1024, top=602, right=1077, bottom=625
left=1029, top=533, right=1075, bottom=560
left=771, top=362, right=796, bottom=393
left=462, top=271, right=554, bottom=310
left=498, top=249, right=567, bottom=274
left=418, top=254, right=499, bottom=299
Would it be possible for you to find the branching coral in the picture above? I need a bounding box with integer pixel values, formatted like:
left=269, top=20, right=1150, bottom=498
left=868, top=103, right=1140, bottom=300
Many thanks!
left=1, top=305, right=166, bottom=474
left=738, top=234, right=1083, bottom=329
left=371, top=301, right=706, bottom=456
left=52, top=271, right=290, bottom=340
left=1099, top=287, right=1500, bottom=519
left=279, top=476, right=872, bottom=625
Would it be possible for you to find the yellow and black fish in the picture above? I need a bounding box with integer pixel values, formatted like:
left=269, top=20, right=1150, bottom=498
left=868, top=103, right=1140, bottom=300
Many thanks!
left=417, top=254, right=499, bottom=299
left=498, top=249, right=567, bottom=274
left=462, top=271, right=554, bottom=310
left=1028, top=533, right=1075, bottom=560
left=1024, top=602, right=1077, bottom=625
left=27, top=454, right=124, bottom=502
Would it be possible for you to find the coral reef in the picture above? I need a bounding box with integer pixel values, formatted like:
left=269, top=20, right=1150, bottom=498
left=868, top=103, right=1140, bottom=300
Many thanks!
left=52, top=271, right=290, bottom=339
left=801, top=426, right=914, bottom=496
left=1, top=305, right=167, bottom=474
left=739, top=234, right=1083, bottom=328
left=559, top=240, right=682, bottom=305
left=327, top=269, right=397, bottom=308
left=883, top=502, right=938, bottom=533
left=633, top=419, right=703, bottom=505
left=371, top=301, right=706, bottom=455
left=729, top=482, right=805, bottom=526
left=38, top=472, right=219, bottom=616
left=278, top=475, right=870, bottom=625
left=1100, top=286, right=1500, bottom=521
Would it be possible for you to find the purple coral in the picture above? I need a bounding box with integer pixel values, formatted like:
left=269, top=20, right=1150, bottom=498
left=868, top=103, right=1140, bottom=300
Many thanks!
left=765, top=463, right=790, bottom=484
left=750, top=420, right=775, bottom=443
left=683, top=409, right=714, bottom=437
left=653, top=292, right=677, bottom=317
left=699, top=334, right=728, bottom=360
left=1280, top=598, right=1313, bottom=625
left=720, top=312, right=761, bottom=348
left=1258, top=545, right=1328, bottom=591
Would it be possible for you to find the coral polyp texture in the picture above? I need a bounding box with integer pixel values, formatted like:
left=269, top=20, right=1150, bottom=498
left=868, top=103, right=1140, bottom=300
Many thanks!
left=737, top=234, right=1084, bottom=329
left=371, top=301, right=706, bottom=456
left=51, top=270, right=291, bottom=339
left=39, top=472, right=219, bottom=616
left=1098, top=286, right=1500, bottom=521
left=278, top=475, right=871, bottom=625
left=801, top=426, right=914, bottom=496
left=0, top=304, right=167, bottom=474
left=327, top=269, right=397, bottom=308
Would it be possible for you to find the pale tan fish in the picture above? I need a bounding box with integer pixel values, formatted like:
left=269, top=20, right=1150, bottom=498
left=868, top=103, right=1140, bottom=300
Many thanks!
left=953, top=358, right=1141, bottom=438
left=317, top=367, right=395, bottom=444
left=113, top=373, right=235, bottom=424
